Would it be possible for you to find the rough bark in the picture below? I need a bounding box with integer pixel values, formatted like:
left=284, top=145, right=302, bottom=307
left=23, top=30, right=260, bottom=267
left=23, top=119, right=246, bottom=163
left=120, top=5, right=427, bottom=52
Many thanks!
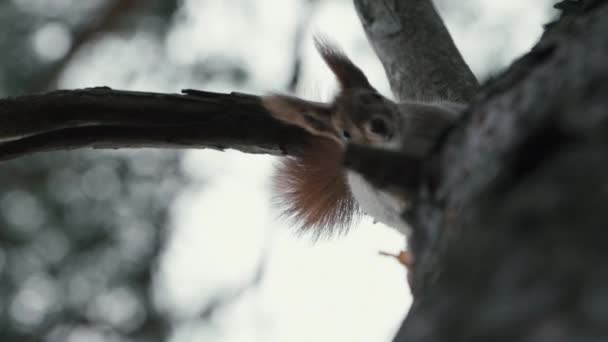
left=0, top=88, right=309, bottom=160
left=350, top=1, right=608, bottom=341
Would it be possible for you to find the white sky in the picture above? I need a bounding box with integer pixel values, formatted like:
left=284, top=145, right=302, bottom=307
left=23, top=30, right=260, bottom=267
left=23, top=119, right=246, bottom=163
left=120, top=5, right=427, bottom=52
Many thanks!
left=59, top=1, right=557, bottom=341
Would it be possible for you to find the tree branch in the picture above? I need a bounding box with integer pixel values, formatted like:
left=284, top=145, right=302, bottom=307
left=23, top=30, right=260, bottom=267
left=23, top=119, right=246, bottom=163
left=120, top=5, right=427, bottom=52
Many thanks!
left=353, top=0, right=479, bottom=102
left=286, top=0, right=319, bottom=92
left=0, top=87, right=309, bottom=160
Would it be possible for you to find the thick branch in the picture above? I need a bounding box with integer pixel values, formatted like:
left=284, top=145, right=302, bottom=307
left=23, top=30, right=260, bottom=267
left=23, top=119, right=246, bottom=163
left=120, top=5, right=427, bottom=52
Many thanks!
left=353, top=0, right=478, bottom=102
left=0, top=88, right=309, bottom=160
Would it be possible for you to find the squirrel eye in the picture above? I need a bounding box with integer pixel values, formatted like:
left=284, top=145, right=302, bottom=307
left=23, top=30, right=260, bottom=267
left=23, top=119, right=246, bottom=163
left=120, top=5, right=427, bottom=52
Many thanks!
left=369, top=118, right=389, bottom=136
left=342, top=130, right=351, bottom=140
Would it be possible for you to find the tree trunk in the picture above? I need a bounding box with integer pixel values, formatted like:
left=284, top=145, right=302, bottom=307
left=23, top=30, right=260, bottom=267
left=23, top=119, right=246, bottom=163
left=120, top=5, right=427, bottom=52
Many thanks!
left=379, top=1, right=608, bottom=341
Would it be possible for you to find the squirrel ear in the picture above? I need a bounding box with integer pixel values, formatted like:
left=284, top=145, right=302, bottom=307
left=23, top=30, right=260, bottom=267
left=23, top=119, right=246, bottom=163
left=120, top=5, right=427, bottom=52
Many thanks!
left=314, top=37, right=371, bottom=90
left=262, top=94, right=340, bottom=142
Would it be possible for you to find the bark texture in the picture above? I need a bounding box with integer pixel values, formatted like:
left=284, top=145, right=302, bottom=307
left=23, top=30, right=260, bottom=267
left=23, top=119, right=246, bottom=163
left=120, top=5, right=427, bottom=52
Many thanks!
left=353, top=0, right=479, bottom=102
left=350, top=1, right=608, bottom=341
left=0, top=88, right=309, bottom=160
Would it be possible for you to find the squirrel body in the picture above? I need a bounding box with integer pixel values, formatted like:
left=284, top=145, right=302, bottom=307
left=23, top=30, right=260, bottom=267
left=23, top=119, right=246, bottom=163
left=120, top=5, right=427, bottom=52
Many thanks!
left=346, top=170, right=409, bottom=233
left=264, top=39, right=463, bottom=237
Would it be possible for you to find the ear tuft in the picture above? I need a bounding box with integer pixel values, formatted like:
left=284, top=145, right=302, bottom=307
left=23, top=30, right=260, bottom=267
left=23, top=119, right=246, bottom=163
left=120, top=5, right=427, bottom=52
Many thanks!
left=314, top=36, right=371, bottom=90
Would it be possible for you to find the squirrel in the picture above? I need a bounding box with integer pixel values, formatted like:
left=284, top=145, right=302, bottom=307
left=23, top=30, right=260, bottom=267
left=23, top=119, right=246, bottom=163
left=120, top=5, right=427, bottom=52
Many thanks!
left=263, top=39, right=464, bottom=273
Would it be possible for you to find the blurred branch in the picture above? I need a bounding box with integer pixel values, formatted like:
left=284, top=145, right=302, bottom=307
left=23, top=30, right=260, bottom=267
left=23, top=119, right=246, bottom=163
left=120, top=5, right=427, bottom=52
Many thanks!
left=30, top=0, right=144, bottom=92
left=353, top=0, right=479, bottom=102
left=0, top=87, right=309, bottom=161
left=199, top=254, right=266, bottom=320
left=286, top=0, right=319, bottom=92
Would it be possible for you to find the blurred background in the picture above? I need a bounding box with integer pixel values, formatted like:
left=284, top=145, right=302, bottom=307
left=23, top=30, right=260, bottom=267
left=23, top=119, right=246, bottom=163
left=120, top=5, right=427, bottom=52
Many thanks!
left=0, top=0, right=557, bottom=341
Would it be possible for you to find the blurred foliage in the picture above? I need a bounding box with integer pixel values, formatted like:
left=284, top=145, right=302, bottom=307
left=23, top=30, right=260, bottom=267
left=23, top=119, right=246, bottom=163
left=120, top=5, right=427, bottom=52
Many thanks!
left=0, top=0, right=179, bottom=95
left=0, top=0, right=192, bottom=341
left=0, top=151, right=182, bottom=342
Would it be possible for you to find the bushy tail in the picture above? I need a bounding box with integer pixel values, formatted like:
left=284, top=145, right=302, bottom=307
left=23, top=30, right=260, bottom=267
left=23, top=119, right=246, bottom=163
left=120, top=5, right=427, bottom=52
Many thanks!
left=272, top=138, right=359, bottom=237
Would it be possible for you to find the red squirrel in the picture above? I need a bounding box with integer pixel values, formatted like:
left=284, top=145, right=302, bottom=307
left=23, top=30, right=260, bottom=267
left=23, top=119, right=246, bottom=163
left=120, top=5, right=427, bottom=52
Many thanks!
left=263, top=39, right=464, bottom=267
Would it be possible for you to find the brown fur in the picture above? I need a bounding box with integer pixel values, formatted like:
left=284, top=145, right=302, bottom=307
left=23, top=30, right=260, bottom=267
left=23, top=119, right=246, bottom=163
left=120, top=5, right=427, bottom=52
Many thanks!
left=272, top=137, right=359, bottom=236
left=314, top=37, right=371, bottom=89
left=265, top=39, right=381, bottom=235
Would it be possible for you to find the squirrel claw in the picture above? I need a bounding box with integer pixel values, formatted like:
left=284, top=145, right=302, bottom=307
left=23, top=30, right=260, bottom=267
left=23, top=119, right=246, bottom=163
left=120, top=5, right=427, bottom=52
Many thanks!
left=380, top=250, right=414, bottom=290
left=379, top=250, right=412, bottom=268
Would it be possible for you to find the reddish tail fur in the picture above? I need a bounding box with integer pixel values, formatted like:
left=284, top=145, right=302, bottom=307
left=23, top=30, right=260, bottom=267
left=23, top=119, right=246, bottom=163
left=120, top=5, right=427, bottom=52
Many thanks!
left=273, top=137, right=359, bottom=236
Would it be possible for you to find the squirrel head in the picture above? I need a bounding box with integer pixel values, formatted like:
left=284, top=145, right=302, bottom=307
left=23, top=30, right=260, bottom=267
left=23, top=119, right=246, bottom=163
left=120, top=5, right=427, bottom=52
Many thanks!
left=263, top=38, right=401, bottom=150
